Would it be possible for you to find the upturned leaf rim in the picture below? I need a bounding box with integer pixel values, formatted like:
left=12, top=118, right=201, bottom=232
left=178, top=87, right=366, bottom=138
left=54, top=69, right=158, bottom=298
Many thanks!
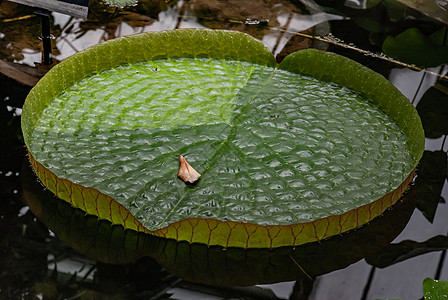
left=22, top=28, right=424, bottom=248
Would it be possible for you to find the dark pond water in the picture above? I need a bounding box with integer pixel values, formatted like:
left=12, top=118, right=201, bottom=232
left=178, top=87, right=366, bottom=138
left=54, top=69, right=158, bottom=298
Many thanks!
left=1, top=0, right=448, bottom=299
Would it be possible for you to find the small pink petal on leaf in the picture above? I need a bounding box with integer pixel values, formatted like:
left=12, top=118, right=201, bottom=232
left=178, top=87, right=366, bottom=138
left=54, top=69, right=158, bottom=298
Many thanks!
left=177, top=155, right=201, bottom=184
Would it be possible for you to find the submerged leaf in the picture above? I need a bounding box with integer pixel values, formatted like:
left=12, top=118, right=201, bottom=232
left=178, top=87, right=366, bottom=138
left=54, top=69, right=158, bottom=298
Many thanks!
left=177, top=155, right=201, bottom=184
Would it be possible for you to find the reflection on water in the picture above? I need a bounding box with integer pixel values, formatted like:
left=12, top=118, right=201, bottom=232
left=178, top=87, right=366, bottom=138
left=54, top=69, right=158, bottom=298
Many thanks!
left=1, top=0, right=448, bottom=299
left=19, top=156, right=418, bottom=289
left=51, top=1, right=205, bottom=62
left=1, top=0, right=342, bottom=66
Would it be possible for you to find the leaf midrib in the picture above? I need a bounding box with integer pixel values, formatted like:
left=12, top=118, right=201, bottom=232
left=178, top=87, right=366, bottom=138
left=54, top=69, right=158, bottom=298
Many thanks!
left=147, top=67, right=279, bottom=228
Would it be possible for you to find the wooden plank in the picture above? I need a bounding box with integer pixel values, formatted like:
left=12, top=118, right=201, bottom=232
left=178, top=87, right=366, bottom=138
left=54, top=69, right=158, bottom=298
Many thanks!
left=309, top=260, right=372, bottom=300
left=7, top=0, right=88, bottom=19
left=394, top=0, right=448, bottom=25
left=0, top=60, right=46, bottom=86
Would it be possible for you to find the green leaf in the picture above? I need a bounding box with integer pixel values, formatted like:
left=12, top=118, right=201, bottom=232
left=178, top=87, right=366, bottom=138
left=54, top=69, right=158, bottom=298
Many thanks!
left=382, top=27, right=448, bottom=67
left=423, top=278, right=448, bottom=300
left=21, top=29, right=424, bottom=249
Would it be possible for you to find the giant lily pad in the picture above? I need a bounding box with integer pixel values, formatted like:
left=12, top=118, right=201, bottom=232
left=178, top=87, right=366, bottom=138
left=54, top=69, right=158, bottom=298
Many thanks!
left=22, top=29, right=424, bottom=252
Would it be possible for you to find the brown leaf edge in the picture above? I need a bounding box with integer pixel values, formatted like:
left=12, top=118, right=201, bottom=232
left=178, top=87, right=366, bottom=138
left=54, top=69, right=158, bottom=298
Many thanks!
left=28, top=149, right=416, bottom=249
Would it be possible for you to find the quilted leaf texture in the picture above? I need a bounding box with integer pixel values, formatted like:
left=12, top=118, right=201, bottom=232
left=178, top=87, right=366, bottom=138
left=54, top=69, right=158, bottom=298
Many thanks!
left=22, top=29, right=424, bottom=250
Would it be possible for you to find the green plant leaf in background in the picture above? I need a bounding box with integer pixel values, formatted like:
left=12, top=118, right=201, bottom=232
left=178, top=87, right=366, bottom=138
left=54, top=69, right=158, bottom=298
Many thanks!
left=423, top=278, right=448, bottom=300
left=382, top=27, right=448, bottom=67
left=21, top=29, right=424, bottom=252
